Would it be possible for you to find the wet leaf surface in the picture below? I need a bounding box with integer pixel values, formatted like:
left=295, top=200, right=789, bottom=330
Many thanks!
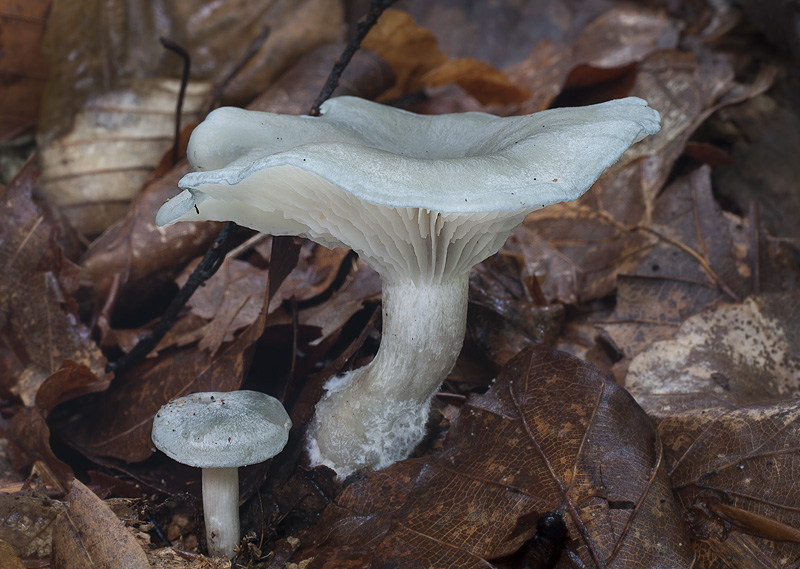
left=0, top=0, right=50, bottom=140
left=51, top=478, right=149, bottom=569
left=0, top=160, right=107, bottom=405
left=1, top=2, right=800, bottom=567
left=658, top=401, right=800, bottom=568
left=294, top=346, right=694, bottom=568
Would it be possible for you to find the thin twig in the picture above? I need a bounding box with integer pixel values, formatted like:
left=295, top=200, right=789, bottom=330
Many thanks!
left=308, top=0, right=399, bottom=115
left=106, top=222, right=237, bottom=376
left=159, top=37, right=191, bottom=165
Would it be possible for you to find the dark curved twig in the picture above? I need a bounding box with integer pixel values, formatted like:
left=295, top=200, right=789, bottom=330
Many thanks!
left=106, top=222, right=238, bottom=376
left=159, top=37, right=191, bottom=165
left=308, top=0, right=399, bottom=115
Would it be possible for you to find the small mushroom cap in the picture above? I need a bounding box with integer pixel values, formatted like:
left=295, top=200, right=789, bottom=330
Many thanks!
left=151, top=391, right=292, bottom=468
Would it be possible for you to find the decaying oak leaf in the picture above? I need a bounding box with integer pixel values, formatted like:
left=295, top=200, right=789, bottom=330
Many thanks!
left=625, top=292, right=800, bottom=411
left=467, top=252, right=564, bottom=369
left=507, top=7, right=681, bottom=113
left=0, top=539, right=25, bottom=569
left=296, top=346, right=693, bottom=568
left=601, top=166, right=799, bottom=367
left=0, top=0, right=50, bottom=140
left=38, top=79, right=212, bottom=234
left=516, top=49, right=774, bottom=306
left=658, top=401, right=800, bottom=568
left=51, top=479, right=149, bottom=569
left=179, top=0, right=344, bottom=106
left=79, top=161, right=221, bottom=346
left=0, top=160, right=107, bottom=406
left=362, top=9, right=526, bottom=106
left=0, top=492, right=67, bottom=560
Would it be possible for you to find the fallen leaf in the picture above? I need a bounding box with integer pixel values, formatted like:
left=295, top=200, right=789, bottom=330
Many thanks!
left=296, top=346, right=693, bottom=568
left=0, top=492, right=66, bottom=559
left=363, top=9, right=526, bottom=106
left=516, top=50, right=774, bottom=306
left=0, top=0, right=50, bottom=139
left=6, top=406, right=73, bottom=491
left=0, top=539, right=26, bottom=569
left=51, top=478, right=149, bottom=569
left=38, top=79, right=212, bottom=234
left=658, top=401, right=800, bottom=568
left=508, top=7, right=681, bottom=112
left=0, top=159, right=106, bottom=405
left=174, top=258, right=270, bottom=356
left=625, top=292, right=800, bottom=410
left=79, top=162, right=222, bottom=344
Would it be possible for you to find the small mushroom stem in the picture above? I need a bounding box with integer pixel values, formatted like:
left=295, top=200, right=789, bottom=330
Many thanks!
left=308, top=274, right=469, bottom=476
left=201, top=467, right=240, bottom=559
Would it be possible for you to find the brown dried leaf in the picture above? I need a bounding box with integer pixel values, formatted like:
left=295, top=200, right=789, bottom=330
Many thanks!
left=61, top=308, right=265, bottom=463
left=363, top=9, right=525, bottom=106
left=79, top=162, right=221, bottom=342
left=0, top=160, right=106, bottom=405
left=0, top=539, right=26, bottom=569
left=658, top=401, right=800, bottom=568
left=421, top=57, right=530, bottom=106
left=0, top=492, right=66, bottom=559
left=173, top=258, right=269, bottom=356
left=516, top=50, right=774, bottom=306
left=362, top=9, right=447, bottom=101
left=0, top=0, right=50, bottom=139
left=508, top=7, right=681, bottom=112
left=39, top=0, right=343, bottom=139
left=625, top=292, right=800, bottom=410
left=297, top=346, right=693, bottom=568
left=38, top=79, right=212, bottom=234
left=51, top=478, right=149, bottom=569
left=177, top=0, right=344, bottom=106
left=6, top=406, right=73, bottom=492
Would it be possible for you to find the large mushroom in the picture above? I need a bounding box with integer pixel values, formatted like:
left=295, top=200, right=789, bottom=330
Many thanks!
left=156, top=96, right=660, bottom=478
left=151, top=391, right=291, bottom=558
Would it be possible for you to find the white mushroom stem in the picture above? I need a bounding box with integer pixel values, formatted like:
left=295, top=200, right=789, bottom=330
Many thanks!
left=307, top=275, right=469, bottom=476
left=202, top=467, right=240, bottom=559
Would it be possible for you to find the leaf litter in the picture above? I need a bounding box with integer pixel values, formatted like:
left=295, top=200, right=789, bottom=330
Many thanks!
left=1, top=1, right=800, bottom=568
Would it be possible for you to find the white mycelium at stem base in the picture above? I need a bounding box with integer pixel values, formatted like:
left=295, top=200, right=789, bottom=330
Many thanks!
left=155, top=96, right=661, bottom=478
left=308, top=277, right=468, bottom=473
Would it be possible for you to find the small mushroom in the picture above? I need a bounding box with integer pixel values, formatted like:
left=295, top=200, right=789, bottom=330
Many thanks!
left=156, top=96, right=660, bottom=478
left=151, top=391, right=291, bottom=559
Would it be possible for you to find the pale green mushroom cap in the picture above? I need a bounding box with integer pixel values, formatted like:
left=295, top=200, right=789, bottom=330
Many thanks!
left=156, top=96, right=659, bottom=283
left=151, top=391, right=291, bottom=468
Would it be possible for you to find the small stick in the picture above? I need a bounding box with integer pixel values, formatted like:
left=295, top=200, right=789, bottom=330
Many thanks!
left=106, top=222, right=237, bottom=376
left=308, top=0, right=399, bottom=116
left=159, top=38, right=191, bottom=165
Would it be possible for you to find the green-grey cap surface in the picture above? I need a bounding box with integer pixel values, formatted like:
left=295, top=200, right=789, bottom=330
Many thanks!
left=151, top=391, right=292, bottom=468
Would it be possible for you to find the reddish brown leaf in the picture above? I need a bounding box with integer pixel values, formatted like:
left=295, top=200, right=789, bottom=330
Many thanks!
left=0, top=159, right=106, bottom=405
left=51, top=478, right=149, bottom=569
left=35, top=361, right=112, bottom=417
left=0, top=539, right=26, bottom=568
left=658, top=400, right=800, bottom=568
left=516, top=50, right=774, bottom=306
left=508, top=7, right=681, bottom=112
left=6, top=407, right=73, bottom=492
left=0, top=0, right=50, bottom=140
left=0, top=492, right=65, bottom=560
left=296, top=346, right=693, bottom=568
left=421, top=57, right=530, bottom=106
